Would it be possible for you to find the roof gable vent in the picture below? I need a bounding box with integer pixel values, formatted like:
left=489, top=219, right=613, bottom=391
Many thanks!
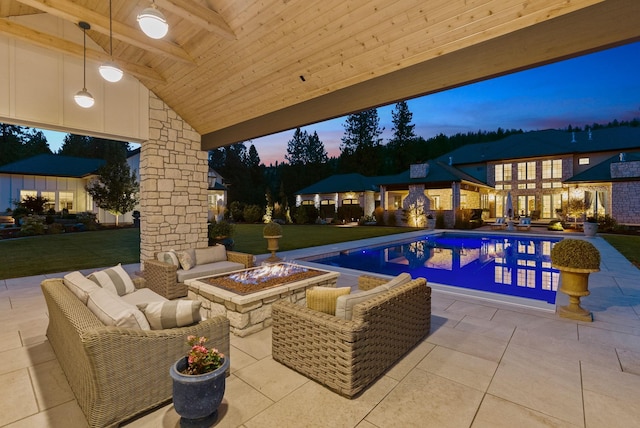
left=571, top=131, right=576, bottom=143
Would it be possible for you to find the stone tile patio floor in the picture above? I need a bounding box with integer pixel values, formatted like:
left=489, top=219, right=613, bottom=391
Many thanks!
left=1, top=233, right=640, bottom=427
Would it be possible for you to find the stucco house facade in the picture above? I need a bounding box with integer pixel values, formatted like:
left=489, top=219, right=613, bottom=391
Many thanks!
left=295, top=127, right=640, bottom=226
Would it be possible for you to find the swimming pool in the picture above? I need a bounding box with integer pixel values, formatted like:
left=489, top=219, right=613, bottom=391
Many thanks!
left=303, top=232, right=563, bottom=305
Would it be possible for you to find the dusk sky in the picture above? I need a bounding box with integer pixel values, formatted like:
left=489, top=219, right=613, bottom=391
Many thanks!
left=44, top=41, right=640, bottom=165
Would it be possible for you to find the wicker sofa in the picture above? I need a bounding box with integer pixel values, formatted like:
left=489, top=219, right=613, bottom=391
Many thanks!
left=272, top=275, right=431, bottom=398
left=144, top=247, right=254, bottom=299
left=41, top=278, right=230, bottom=428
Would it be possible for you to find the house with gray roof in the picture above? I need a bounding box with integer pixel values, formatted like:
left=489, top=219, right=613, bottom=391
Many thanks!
left=295, top=126, right=640, bottom=226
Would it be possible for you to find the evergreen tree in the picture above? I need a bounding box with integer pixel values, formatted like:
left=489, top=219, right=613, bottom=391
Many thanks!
left=389, top=101, right=416, bottom=147
left=306, top=131, right=329, bottom=165
left=23, top=130, right=52, bottom=158
left=285, top=128, right=308, bottom=165
left=85, top=158, right=139, bottom=226
left=339, top=108, right=384, bottom=174
left=58, top=134, right=92, bottom=157
left=0, top=124, right=28, bottom=166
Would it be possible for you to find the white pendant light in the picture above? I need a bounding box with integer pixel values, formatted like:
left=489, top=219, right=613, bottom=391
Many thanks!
left=137, top=2, right=168, bottom=39
left=99, top=0, right=123, bottom=82
left=75, top=21, right=95, bottom=108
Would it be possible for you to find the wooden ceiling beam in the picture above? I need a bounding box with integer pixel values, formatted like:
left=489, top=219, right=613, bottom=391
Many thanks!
left=155, top=0, right=236, bottom=40
left=14, top=0, right=194, bottom=64
left=0, top=18, right=164, bottom=82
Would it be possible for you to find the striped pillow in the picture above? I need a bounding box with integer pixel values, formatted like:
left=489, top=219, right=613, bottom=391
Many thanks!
left=87, top=288, right=150, bottom=330
left=157, top=251, right=180, bottom=267
left=137, top=300, right=202, bottom=330
left=88, top=264, right=136, bottom=296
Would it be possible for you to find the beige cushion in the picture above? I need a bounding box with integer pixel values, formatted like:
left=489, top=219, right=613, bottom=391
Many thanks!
left=63, top=271, right=100, bottom=305
left=335, top=286, right=388, bottom=320
left=176, top=261, right=245, bottom=283
left=157, top=251, right=180, bottom=267
left=120, top=288, right=168, bottom=306
left=87, top=264, right=136, bottom=296
left=86, top=288, right=150, bottom=330
left=176, top=248, right=196, bottom=270
left=195, top=245, right=227, bottom=265
left=306, top=286, right=351, bottom=315
left=380, top=273, right=412, bottom=290
left=137, top=300, right=202, bottom=330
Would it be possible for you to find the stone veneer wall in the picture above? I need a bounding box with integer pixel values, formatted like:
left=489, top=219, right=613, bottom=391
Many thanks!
left=140, top=93, right=209, bottom=263
left=611, top=161, right=640, bottom=224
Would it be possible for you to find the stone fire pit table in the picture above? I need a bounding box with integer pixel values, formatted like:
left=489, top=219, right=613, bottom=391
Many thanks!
left=185, top=263, right=339, bottom=337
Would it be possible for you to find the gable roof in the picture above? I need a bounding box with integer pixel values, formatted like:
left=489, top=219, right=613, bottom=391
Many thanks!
left=0, top=154, right=105, bottom=178
left=566, top=152, right=640, bottom=183
left=439, top=127, right=640, bottom=165
left=378, top=161, right=488, bottom=187
left=296, top=173, right=379, bottom=195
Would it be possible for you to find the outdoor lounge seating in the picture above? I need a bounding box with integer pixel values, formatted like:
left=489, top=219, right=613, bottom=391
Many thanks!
left=516, top=217, right=532, bottom=231
left=490, top=217, right=507, bottom=230
left=272, top=275, right=431, bottom=398
left=41, top=275, right=230, bottom=428
left=144, top=246, right=254, bottom=299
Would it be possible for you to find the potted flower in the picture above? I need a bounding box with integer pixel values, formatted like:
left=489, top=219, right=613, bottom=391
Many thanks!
left=263, top=221, right=283, bottom=262
left=551, top=239, right=600, bottom=322
left=169, top=336, right=230, bottom=422
left=583, top=216, right=598, bottom=237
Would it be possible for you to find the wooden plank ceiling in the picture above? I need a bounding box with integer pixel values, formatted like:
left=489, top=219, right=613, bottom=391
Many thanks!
left=1, top=0, right=639, bottom=151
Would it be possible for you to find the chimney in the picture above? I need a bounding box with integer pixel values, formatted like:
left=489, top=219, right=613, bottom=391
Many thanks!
left=448, top=156, right=453, bottom=166
left=619, top=152, right=626, bottom=162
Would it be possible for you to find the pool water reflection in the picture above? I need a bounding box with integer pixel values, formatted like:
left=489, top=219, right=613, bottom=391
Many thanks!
left=306, top=233, right=563, bottom=304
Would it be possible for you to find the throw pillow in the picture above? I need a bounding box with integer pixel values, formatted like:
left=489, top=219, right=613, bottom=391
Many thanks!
left=87, top=263, right=136, bottom=296
left=195, top=245, right=227, bottom=265
left=175, top=248, right=196, bottom=270
left=335, top=286, right=388, bottom=320
left=157, top=251, right=180, bottom=267
left=306, top=286, right=351, bottom=315
left=137, top=300, right=202, bottom=330
left=63, top=271, right=101, bottom=305
left=86, top=288, right=150, bottom=330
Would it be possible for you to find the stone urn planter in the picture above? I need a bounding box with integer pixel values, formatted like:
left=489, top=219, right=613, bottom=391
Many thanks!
left=551, top=238, right=600, bottom=322
left=263, top=221, right=283, bottom=263
left=583, top=219, right=598, bottom=237
left=170, top=337, right=229, bottom=423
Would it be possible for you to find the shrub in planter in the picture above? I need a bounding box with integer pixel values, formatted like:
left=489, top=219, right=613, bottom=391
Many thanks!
left=208, top=219, right=235, bottom=239
left=263, top=221, right=282, bottom=237
left=551, top=239, right=600, bottom=270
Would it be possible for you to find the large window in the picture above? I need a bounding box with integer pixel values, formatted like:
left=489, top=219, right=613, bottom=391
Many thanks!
left=517, top=162, right=536, bottom=180
left=494, top=163, right=512, bottom=182
left=20, top=190, right=37, bottom=201
left=542, top=159, right=562, bottom=179
left=41, top=191, right=56, bottom=211
left=59, top=192, right=74, bottom=211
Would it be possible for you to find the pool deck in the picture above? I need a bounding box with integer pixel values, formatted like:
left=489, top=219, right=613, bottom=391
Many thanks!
left=1, top=230, right=640, bottom=427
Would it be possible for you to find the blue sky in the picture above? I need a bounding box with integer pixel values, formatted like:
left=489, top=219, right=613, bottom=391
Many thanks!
left=44, top=41, right=640, bottom=165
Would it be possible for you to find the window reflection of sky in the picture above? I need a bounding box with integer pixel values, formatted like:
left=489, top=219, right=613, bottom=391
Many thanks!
left=309, top=233, right=562, bottom=304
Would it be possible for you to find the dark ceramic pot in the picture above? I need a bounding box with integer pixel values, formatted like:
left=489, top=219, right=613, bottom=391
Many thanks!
left=170, top=356, right=229, bottom=421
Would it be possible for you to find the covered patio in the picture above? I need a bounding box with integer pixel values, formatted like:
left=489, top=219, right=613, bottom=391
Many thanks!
left=1, top=232, right=640, bottom=427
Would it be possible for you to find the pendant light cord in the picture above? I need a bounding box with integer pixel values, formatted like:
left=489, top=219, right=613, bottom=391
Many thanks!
left=82, top=26, right=87, bottom=89
left=109, top=0, right=113, bottom=57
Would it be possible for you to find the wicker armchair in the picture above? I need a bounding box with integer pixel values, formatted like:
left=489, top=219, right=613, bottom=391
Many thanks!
left=144, top=250, right=254, bottom=299
left=41, top=278, right=230, bottom=428
left=272, top=276, right=431, bottom=398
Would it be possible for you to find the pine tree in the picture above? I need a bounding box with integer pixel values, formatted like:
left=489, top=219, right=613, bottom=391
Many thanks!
left=389, top=101, right=416, bottom=147
left=339, top=108, right=384, bottom=174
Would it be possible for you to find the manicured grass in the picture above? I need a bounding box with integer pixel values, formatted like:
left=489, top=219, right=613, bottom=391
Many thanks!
left=601, top=234, right=640, bottom=269
left=0, top=228, right=141, bottom=280
left=231, top=224, right=414, bottom=255
left=0, top=224, right=411, bottom=279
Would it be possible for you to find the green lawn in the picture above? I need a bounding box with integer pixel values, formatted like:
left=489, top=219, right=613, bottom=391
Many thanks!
left=2, top=225, right=637, bottom=280
left=601, top=234, right=640, bottom=269
left=0, top=225, right=411, bottom=279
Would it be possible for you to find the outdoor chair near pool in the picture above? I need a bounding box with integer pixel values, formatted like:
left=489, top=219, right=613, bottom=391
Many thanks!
left=516, top=217, right=532, bottom=231
left=272, top=275, right=431, bottom=398
left=490, top=217, right=507, bottom=230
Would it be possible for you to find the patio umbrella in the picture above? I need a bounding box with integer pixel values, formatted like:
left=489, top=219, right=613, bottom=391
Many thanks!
left=504, top=191, right=513, bottom=219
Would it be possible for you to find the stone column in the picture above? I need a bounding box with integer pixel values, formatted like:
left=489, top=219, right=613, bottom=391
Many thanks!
left=140, top=93, right=209, bottom=264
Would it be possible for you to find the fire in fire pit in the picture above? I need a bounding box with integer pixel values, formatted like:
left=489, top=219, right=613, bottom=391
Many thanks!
left=204, top=263, right=324, bottom=295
